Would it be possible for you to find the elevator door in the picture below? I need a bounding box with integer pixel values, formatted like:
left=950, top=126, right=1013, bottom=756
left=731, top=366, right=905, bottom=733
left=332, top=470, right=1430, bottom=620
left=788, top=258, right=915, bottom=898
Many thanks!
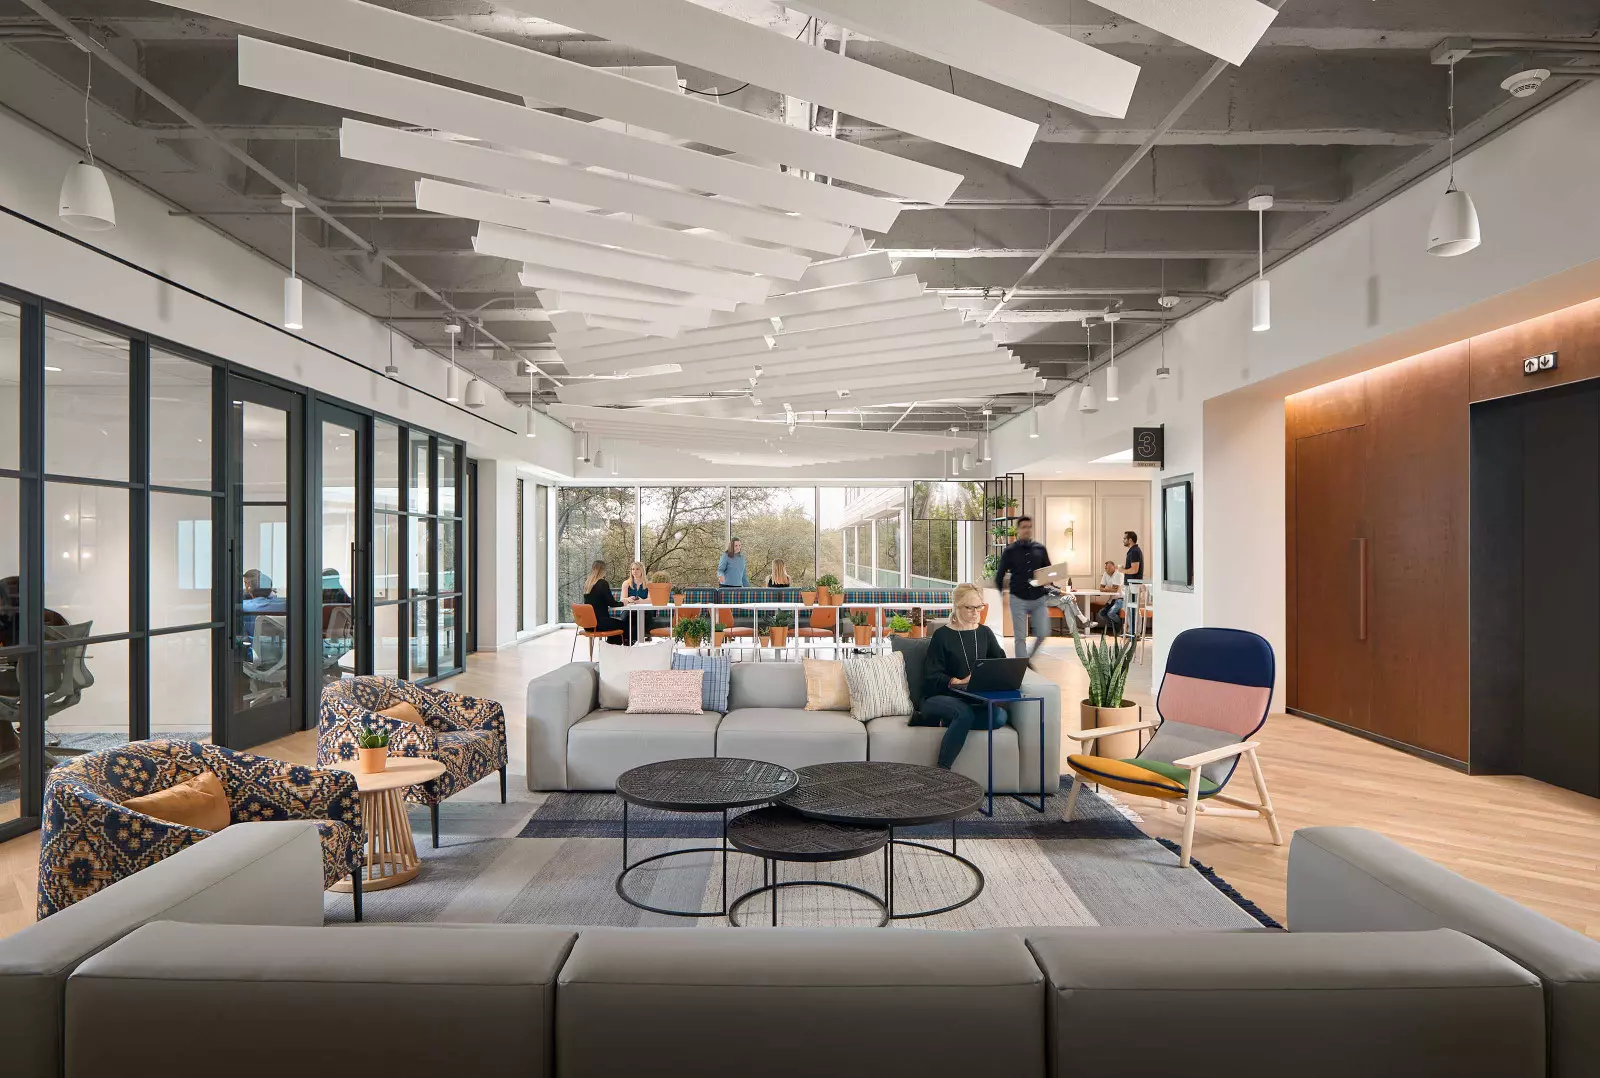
left=1294, top=425, right=1372, bottom=731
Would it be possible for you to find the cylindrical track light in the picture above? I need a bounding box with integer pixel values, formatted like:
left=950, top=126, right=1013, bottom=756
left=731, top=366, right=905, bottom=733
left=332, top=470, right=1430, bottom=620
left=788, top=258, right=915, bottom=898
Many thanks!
left=525, top=408, right=538, bottom=438
left=1249, top=189, right=1273, bottom=332
left=577, top=431, right=591, bottom=463
left=1104, top=313, right=1120, bottom=402
left=1252, top=278, right=1271, bottom=333
left=282, top=276, right=303, bottom=332
left=445, top=365, right=464, bottom=403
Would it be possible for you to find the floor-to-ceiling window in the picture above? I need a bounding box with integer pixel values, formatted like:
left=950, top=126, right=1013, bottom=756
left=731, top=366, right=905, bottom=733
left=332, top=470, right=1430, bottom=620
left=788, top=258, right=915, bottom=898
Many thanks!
left=557, top=486, right=636, bottom=613
left=910, top=481, right=984, bottom=588
left=730, top=487, right=816, bottom=586
left=374, top=420, right=402, bottom=677
left=639, top=485, right=725, bottom=587
left=0, top=298, right=29, bottom=828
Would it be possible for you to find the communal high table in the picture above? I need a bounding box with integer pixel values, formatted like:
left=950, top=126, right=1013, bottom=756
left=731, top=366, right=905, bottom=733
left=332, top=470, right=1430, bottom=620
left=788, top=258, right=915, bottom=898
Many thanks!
left=779, top=761, right=985, bottom=920
left=614, top=757, right=797, bottom=918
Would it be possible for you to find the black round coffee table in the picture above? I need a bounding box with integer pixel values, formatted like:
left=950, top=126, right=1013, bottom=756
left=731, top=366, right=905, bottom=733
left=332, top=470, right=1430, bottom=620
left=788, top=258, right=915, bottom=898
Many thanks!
left=614, top=757, right=798, bottom=918
left=725, top=806, right=889, bottom=927
left=780, top=761, right=985, bottom=919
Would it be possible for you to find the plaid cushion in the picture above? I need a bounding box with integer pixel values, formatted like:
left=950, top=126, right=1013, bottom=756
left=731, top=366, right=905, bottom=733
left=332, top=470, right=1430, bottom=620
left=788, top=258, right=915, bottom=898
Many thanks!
left=671, top=651, right=732, bottom=713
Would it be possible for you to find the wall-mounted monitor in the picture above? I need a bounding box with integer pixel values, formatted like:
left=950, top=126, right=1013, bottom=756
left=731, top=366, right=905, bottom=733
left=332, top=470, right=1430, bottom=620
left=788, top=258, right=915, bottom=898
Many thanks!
left=1162, top=474, right=1194, bottom=592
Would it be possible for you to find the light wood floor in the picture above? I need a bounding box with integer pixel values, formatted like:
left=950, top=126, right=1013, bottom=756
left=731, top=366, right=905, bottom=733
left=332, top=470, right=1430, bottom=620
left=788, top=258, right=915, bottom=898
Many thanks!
left=4, top=631, right=1598, bottom=939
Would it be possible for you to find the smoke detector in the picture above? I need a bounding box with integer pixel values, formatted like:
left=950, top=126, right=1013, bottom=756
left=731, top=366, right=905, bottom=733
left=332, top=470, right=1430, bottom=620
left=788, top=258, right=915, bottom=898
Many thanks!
left=1500, top=68, right=1549, bottom=98
left=1158, top=294, right=1181, bottom=309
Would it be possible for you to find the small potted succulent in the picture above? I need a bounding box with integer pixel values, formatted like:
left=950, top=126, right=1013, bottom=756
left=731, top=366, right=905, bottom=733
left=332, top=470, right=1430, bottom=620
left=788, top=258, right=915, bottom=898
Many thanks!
left=800, top=587, right=818, bottom=606
left=356, top=724, right=390, bottom=773
left=647, top=570, right=672, bottom=606
left=887, top=613, right=913, bottom=638
left=817, top=574, right=843, bottom=606
left=673, top=614, right=711, bottom=649
left=849, top=609, right=874, bottom=647
left=768, top=609, right=794, bottom=647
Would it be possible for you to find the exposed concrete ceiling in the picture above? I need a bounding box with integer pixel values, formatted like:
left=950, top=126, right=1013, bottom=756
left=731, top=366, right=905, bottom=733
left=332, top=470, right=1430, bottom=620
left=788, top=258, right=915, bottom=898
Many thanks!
left=0, top=0, right=1594, bottom=431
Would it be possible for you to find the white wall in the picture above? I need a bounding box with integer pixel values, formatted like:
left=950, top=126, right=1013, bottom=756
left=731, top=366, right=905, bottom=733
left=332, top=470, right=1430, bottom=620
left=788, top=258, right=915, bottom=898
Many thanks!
left=991, top=81, right=1600, bottom=689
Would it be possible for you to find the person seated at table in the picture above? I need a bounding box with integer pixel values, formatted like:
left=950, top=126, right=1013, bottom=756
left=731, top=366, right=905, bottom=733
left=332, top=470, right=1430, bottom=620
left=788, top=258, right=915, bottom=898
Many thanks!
left=621, top=560, right=665, bottom=639
left=1095, top=560, right=1125, bottom=634
left=767, top=558, right=793, bottom=588
left=582, top=560, right=629, bottom=646
left=912, top=582, right=1009, bottom=770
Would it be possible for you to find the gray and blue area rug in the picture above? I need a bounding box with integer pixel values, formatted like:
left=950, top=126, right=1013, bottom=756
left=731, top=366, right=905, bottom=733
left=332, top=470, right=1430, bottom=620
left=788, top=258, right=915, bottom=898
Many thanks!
left=326, top=775, right=1276, bottom=931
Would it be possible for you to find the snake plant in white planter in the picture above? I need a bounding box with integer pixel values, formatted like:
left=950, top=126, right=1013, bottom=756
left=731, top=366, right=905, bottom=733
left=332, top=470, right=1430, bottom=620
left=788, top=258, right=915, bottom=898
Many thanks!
left=1068, top=616, right=1144, bottom=758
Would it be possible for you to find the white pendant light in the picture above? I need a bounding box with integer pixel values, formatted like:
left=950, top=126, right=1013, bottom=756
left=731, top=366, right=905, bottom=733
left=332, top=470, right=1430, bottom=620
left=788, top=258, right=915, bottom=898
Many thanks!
left=1156, top=319, right=1171, bottom=380
left=1249, top=189, right=1273, bottom=332
left=1078, top=381, right=1098, bottom=414
left=961, top=450, right=973, bottom=472
left=464, top=377, right=486, bottom=408
left=950, top=450, right=961, bottom=476
left=1077, top=318, right=1098, bottom=412
left=593, top=445, right=606, bottom=470
left=1104, top=313, right=1120, bottom=402
left=1028, top=392, right=1040, bottom=438
left=281, top=191, right=304, bottom=329
left=610, top=450, right=620, bottom=477
left=444, top=319, right=462, bottom=401
left=577, top=430, right=591, bottom=463
left=1428, top=59, right=1481, bottom=257
left=524, top=361, right=538, bottom=437
left=58, top=50, right=115, bottom=231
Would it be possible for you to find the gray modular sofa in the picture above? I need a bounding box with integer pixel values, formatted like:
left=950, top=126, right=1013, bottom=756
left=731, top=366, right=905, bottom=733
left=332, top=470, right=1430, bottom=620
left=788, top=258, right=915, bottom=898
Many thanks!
left=3, top=821, right=1598, bottom=1078
left=525, top=657, right=1062, bottom=792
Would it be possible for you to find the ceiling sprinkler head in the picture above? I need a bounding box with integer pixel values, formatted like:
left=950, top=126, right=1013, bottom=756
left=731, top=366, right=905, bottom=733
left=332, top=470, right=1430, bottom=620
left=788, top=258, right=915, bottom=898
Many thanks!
left=1158, top=294, right=1181, bottom=309
left=1501, top=68, right=1550, bottom=98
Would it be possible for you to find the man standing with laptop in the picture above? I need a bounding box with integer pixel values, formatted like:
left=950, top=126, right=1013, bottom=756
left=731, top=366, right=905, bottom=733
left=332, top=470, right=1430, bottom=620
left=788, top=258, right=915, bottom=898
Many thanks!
left=993, top=515, right=1054, bottom=661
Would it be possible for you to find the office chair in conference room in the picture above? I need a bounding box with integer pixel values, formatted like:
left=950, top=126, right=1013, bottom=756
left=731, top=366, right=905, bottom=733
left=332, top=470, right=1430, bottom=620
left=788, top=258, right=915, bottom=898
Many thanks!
left=1063, top=626, right=1281, bottom=867
left=242, top=615, right=290, bottom=706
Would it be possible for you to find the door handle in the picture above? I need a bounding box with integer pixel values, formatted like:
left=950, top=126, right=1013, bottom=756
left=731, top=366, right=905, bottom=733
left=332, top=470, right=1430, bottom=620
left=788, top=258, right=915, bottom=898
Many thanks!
left=1354, top=537, right=1368, bottom=642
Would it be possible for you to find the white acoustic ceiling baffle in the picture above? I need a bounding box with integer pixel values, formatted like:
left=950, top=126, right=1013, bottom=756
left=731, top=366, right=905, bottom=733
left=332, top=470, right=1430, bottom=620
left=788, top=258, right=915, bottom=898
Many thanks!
left=535, top=290, right=714, bottom=328
left=145, top=0, right=960, bottom=204
left=340, top=122, right=852, bottom=257
left=416, top=181, right=810, bottom=281
left=786, top=0, right=1137, bottom=118
left=709, top=275, right=925, bottom=326
left=473, top=224, right=772, bottom=306
left=508, top=0, right=1038, bottom=166
left=518, top=265, right=739, bottom=313
left=238, top=38, right=899, bottom=233
left=1091, top=0, right=1279, bottom=66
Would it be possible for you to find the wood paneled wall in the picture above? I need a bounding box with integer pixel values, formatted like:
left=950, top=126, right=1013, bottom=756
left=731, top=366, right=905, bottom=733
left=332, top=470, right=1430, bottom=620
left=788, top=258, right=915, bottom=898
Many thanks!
left=1286, top=294, right=1600, bottom=767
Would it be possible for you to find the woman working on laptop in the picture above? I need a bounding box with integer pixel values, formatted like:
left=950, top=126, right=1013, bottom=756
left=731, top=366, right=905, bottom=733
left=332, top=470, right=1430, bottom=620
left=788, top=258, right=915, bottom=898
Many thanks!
left=913, top=582, right=1009, bottom=770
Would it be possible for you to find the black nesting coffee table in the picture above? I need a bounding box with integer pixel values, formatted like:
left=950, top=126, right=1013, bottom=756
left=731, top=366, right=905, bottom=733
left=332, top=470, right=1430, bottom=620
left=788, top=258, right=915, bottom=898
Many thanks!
left=780, top=761, right=985, bottom=919
left=725, top=806, right=889, bottom=927
left=614, top=757, right=797, bottom=918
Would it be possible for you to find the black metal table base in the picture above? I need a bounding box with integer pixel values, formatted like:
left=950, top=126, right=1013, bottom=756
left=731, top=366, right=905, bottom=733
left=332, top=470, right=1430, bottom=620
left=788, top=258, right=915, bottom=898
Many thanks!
left=615, top=802, right=737, bottom=918
left=729, top=857, right=889, bottom=928
left=885, top=824, right=985, bottom=920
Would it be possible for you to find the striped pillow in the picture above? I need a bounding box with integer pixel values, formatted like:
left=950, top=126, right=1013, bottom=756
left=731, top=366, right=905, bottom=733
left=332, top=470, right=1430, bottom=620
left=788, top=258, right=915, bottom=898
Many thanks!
left=670, top=651, right=732, bottom=712
left=841, top=652, right=914, bottom=723
left=626, top=670, right=705, bottom=715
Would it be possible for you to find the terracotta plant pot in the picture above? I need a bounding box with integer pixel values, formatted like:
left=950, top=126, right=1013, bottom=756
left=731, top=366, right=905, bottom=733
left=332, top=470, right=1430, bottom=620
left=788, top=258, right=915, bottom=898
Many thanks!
left=648, top=582, right=672, bottom=605
left=814, top=586, right=830, bottom=605
left=357, top=746, right=388, bottom=774
left=712, top=631, right=726, bottom=647
left=681, top=634, right=702, bottom=649
left=1080, top=700, right=1142, bottom=760
left=852, top=624, right=873, bottom=647
left=769, top=626, right=789, bottom=647
left=671, top=593, right=685, bottom=606
left=828, top=592, right=846, bottom=607
left=800, top=591, right=817, bottom=606
left=909, top=626, right=927, bottom=639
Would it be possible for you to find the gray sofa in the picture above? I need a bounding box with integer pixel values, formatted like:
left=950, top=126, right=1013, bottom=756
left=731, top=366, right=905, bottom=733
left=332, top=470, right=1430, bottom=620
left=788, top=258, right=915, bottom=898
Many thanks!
left=525, top=658, right=1062, bottom=793
left=3, top=820, right=1597, bottom=1077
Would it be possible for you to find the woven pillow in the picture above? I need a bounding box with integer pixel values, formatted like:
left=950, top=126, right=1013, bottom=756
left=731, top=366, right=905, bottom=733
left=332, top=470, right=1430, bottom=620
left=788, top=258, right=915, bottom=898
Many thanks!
left=803, top=658, right=850, bottom=712
left=841, top=652, right=914, bottom=723
left=626, top=669, right=705, bottom=715
left=671, top=651, right=732, bottom=712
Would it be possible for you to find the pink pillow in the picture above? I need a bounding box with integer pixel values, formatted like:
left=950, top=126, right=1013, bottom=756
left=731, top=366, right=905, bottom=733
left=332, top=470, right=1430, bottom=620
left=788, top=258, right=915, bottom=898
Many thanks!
left=626, top=669, right=705, bottom=714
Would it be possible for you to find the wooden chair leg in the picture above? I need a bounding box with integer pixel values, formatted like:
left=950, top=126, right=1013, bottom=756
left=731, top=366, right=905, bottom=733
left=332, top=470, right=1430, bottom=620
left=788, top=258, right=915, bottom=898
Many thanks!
left=1178, top=769, right=1202, bottom=867
left=1064, top=774, right=1083, bottom=820
left=1245, top=748, right=1283, bottom=845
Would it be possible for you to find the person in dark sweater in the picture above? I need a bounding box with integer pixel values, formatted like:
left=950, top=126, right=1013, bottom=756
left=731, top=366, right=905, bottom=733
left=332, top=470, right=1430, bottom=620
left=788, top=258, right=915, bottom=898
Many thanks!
left=913, top=583, right=1009, bottom=769
left=992, top=515, right=1054, bottom=660
left=581, top=560, right=628, bottom=646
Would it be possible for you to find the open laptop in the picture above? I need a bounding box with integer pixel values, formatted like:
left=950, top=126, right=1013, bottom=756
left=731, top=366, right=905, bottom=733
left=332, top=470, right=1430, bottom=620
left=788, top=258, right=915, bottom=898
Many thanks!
left=967, top=656, right=1030, bottom=693
left=1030, top=561, right=1074, bottom=590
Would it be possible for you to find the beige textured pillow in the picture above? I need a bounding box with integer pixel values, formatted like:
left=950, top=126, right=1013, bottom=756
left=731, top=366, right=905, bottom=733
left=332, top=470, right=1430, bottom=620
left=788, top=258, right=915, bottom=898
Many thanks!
left=626, top=669, right=705, bottom=714
left=803, top=658, right=851, bottom=712
left=841, top=652, right=914, bottom=723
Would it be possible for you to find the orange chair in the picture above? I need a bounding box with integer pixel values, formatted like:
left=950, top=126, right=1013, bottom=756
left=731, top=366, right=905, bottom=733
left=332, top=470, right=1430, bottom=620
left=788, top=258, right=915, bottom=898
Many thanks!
left=715, top=608, right=756, bottom=639
left=570, top=603, right=623, bottom=660
left=799, top=605, right=840, bottom=656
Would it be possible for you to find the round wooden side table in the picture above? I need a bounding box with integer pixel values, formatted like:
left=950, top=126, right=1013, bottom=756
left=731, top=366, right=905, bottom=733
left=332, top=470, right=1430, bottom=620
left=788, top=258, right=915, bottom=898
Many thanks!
left=328, top=757, right=447, bottom=893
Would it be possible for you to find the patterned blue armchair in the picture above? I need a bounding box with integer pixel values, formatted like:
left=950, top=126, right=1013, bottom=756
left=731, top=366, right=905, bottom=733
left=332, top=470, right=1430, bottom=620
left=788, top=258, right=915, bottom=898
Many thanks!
left=319, top=676, right=507, bottom=848
left=37, top=739, right=363, bottom=919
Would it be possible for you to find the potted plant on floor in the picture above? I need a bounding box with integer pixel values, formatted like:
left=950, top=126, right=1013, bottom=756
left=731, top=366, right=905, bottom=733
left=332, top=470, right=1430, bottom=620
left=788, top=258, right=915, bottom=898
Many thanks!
left=887, top=613, right=913, bottom=638
left=849, top=609, right=874, bottom=647
left=1068, top=617, right=1142, bottom=758
left=768, top=609, right=793, bottom=647
left=673, top=614, right=711, bottom=649
left=647, top=570, right=672, bottom=606
left=356, top=724, right=390, bottom=774
left=816, top=573, right=841, bottom=606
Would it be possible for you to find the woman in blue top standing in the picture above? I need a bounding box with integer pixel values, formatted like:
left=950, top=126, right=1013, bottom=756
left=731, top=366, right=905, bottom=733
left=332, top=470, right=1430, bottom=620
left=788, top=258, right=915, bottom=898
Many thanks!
left=717, top=537, right=749, bottom=588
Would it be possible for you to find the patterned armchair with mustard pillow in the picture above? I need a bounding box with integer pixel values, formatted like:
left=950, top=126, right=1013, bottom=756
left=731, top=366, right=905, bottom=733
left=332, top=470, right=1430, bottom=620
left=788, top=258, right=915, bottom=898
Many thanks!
left=37, top=739, right=362, bottom=918
left=319, top=675, right=507, bottom=848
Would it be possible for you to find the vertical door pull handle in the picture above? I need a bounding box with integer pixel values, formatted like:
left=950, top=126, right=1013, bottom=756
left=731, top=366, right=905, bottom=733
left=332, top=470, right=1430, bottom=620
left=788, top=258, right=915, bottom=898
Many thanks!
left=1355, top=537, right=1368, bottom=642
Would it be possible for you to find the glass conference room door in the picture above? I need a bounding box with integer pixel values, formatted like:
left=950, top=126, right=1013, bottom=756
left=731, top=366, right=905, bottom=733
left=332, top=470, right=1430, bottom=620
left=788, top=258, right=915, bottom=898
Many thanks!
left=224, top=378, right=303, bottom=750
left=317, top=404, right=368, bottom=694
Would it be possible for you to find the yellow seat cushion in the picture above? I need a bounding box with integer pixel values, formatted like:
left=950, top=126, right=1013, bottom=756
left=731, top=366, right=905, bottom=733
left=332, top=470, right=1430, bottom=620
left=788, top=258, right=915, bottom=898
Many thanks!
left=1067, top=755, right=1219, bottom=801
left=121, top=769, right=231, bottom=832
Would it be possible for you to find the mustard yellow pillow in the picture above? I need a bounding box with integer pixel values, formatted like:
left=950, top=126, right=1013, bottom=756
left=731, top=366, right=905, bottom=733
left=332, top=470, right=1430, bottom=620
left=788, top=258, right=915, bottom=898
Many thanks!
left=122, top=770, right=231, bottom=833
left=803, top=658, right=851, bottom=712
left=377, top=700, right=426, bottom=725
